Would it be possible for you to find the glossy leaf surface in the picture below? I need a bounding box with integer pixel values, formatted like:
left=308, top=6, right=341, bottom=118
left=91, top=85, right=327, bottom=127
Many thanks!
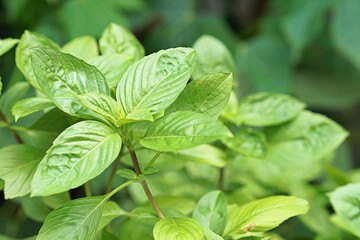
left=153, top=218, right=204, bottom=240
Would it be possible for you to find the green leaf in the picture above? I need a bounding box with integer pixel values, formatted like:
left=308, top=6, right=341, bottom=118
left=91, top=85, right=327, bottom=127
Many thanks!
left=42, top=192, right=71, bottom=209
left=0, top=82, right=30, bottom=123
left=78, top=93, right=124, bottom=127
left=238, top=92, right=305, bottom=126
left=140, top=111, right=232, bottom=152
left=0, top=144, right=44, bottom=199
left=166, top=73, right=233, bottom=118
left=204, top=228, right=224, bottom=240
left=192, top=191, right=227, bottom=235
left=222, top=128, right=267, bottom=158
left=89, top=54, right=134, bottom=88
left=192, top=35, right=236, bottom=79
left=153, top=218, right=205, bottom=240
left=116, top=48, right=196, bottom=117
left=29, top=47, right=110, bottom=118
left=332, top=0, right=360, bottom=71
left=99, top=201, right=128, bottom=230
left=62, top=36, right=98, bottom=61
left=20, top=196, right=52, bottom=222
left=99, top=23, right=144, bottom=60
left=236, top=35, right=291, bottom=93
left=329, top=183, right=360, bottom=237
left=281, top=0, right=329, bottom=61
left=37, top=196, right=108, bottom=240
left=0, top=38, right=19, bottom=56
left=174, top=144, right=227, bottom=168
left=116, top=169, right=137, bottom=179
left=16, top=31, right=60, bottom=89
left=31, top=120, right=121, bottom=196
left=11, top=97, right=54, bottom=121
left=224, top=196, right=309, bottom=236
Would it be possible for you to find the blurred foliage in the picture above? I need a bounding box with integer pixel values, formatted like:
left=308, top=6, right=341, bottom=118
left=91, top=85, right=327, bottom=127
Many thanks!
left=0, top=0, right=360, bottom=239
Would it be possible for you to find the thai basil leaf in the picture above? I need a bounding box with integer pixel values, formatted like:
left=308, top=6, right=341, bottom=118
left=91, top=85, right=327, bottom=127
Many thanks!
left=0, top=38, right=19, bottom=56
left=99, top=23, right=144, bottom=60
left=116, top=169, right=137, bottom=180
left=89, top=54, right=134, bottom=88
left=31, top=120, right=121, bottom=196
left=153, top=218, right=205, bottom=240
left=0, top=144, right=44, bottom=199
left=62, top=36, right=98, bottom=61
left=20, top=196, right=52, bottom=222
left=329, top=183, right=360, bottom=237
left=166, top=73, right=233, bottom=118
left=98, top=201, right=128, bottom=230
left=0, top=82, right=30, bottom=123
left=116, top=48, right=196, bottom=117
left=192, top=35, right=236, bottom=79
left=222, top=128, right=267, bottom=158
left=16, top=31, right=60, bottom=89
left=204, top=228, right=224, bottom=240
left=140, top=111, right=232, bottom=152
left=11, top=97, right=54, bottom=121
left=332, top=0, right=360, bottom=71
left=37, top=196, right=108, bottom=240
left=238, top=92, right=305, bottom=126
left=29, top=47, right=110, bottom=119
left=192, top=191, right=227, bottom=235
left=42, top=192, right=71, bottom=209
left=224, top=196, right=309, bottom=236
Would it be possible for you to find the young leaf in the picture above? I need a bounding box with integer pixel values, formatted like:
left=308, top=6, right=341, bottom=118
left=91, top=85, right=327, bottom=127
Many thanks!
left=0, top=82, right=30, bottom=123
left=153, top=218, right=205, bottom=240
left=37, top=196, right=108, bottom=240
left=99, top=23, right=144, bottom=60
left=116, top=169, right=137, bottom=180
left=238, top=92, right=305, bottom=126
left=222, top=128, right=267, bottom=158
left=99, top=201, right=128, bottom=230
left=224, top=196, right=309, bottom=236
left=116, top=48, right=196, bottom=117
left=89, top=54, right=134, bottom=87
left=11, top=97, right=54, bottom=121
left=192, top=35, right=236, bottom=79
left=0, top=38, right=19, bottom=56
left=166, top=73, right=233, bottom=118
left=192, top=191, right=227, bottom=235
left=140, top=111, right=232, bottom=152
left=62, top=36, right=98, bottom=61
left=29, top=47, right=110, bottom=119
left=31, top=120, right=121, bottom=196
left=204, top=228, right=224, bottom=240
left=0, top=144, right=44, bottom=199
left=16, top=31, right=60, bottom=90
left=328, top=183, right=360, bottom=237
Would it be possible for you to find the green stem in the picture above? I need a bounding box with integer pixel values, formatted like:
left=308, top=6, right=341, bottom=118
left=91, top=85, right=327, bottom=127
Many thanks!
left=129, top=150, right=165, bottom=219
left=218, top=168, right=225, bottom=191
left=107, top=180, right=138, bottom=199
left=105, top=147, right=124, bottom=194
left=145, top=152, right=163, bottom=169
left=0, top=112, right=23, bottom=144
left=84, top=182, right=92, bottom=197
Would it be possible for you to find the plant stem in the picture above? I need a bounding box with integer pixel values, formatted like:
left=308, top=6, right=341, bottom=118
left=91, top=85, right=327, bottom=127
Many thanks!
left=105, top=147, right=124, bottom=194
left=0, top=111, right=23, bottom=144
left=129, top=150, right=165, bottom=219
left=145, top=151, right=163, bottom=169
left=218, top=168, right=225, bottom=191
left=107, top=179, right=138, bottom=199
left=84, top=182, right=92, bottom=197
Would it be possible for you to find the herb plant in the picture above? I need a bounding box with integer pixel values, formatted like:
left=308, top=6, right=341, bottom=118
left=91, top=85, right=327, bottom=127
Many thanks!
left=0, top=23, right=353, bottom=240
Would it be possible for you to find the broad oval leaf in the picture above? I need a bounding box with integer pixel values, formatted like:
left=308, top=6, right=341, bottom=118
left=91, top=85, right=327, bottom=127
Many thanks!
left=224, top=196, right=309, bottom=236
left=0, top=38, right=19, bottom=56
left=192, top=35, right=236, bottom=79
left=0, top=144, right=44, bottom=199
left=31, top=120, right=121, bottom=196
left=116, top=48, right=196, bottom=117
left=153, top=218, right=205, bottom=240
left=16, top=31, right=60, bottom=90
left=62, top=36, right=98, bottom=61
left=29, top=47, right=110, bottom=118
left=140, top=111, right=232, bottom=152
left=99, top=201, right=128, bottom=230
left=329, top=183, right=360, bottom=237
left=222, top=128, right=267, bottom=158
left=89, top=54, right=134, bottom=87
left=11, top=97, right=54, bottom=121
left=192, top=191, right=227, bottom=235
left=166, top=73, right=233, bottom=118
left=37, top=196, right=107, bottom=240
left=238, top=92, right=305, bottom=126
left=99, top=23, right=144, bottom=60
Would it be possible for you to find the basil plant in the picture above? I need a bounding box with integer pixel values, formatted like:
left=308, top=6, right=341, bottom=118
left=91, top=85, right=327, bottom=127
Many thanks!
left=0, top=23, right=349, bottom=240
